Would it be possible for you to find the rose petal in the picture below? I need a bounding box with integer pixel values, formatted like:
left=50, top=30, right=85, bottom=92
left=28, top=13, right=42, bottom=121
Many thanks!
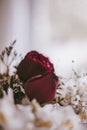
left=24, top=72, right=58, bottom=104
left=17, top=51, right=54, bottom=82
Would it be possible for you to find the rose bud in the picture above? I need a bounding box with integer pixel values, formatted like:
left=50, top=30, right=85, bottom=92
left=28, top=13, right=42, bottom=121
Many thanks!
left=24, top=72, right=58, bottom=104
left=17, top=51, right=54, bottom=82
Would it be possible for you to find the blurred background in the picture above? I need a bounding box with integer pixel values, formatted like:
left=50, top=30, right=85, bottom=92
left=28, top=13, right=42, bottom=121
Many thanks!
left=0, top=0, right=87, bottom=77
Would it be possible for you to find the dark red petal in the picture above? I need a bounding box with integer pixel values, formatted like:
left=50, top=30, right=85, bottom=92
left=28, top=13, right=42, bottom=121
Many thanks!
left=17, top=58, right=47, bottom=82
left=24, top=72, right=58, bottom=104
left=17, top=51, right=54, bottom=82
left=26, top=51, right=54, bottom=72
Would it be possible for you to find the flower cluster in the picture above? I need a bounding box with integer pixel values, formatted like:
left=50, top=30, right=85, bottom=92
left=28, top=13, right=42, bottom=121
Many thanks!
left=56, top=70, right=87, bottom=124
left=0, top=41, right=25, bottom=104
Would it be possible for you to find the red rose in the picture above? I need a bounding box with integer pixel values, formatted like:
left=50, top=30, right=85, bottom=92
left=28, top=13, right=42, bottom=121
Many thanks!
left=24, top=72, right=58, bottom=104
left=17, top=51, right=54, bottom=82
left=17, top=51, right=58, bottom=104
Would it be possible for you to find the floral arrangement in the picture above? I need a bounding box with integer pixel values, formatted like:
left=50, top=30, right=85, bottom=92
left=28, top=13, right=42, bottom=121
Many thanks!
left=17, top=50, right=58, bottom=104
left=0, top=41, right=25, bottom=104
left=0, top=41, right=87, bottom=130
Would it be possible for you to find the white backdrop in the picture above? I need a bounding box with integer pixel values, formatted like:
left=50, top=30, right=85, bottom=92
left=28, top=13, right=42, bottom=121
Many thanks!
left=0, top=0, right=87, bottom=77
left=31, top=0, right=87, bottom=77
